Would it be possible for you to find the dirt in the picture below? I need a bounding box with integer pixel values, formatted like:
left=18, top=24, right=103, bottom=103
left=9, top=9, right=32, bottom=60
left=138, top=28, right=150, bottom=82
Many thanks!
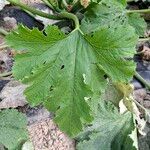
left=28, top=118, right=75, bottom=150
left=0, top=50, right=13, bottom=73
left=0, top=80, right=27, bottom=109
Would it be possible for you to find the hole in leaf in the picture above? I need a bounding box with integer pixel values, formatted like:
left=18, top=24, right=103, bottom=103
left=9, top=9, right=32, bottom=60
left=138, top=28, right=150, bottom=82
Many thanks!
left=57, top=106, right=60, bottom=110
left=91, top=34, right=94, bottom=37
left=50, top=86, right=54, bottom=91
left=61, top=65, right=65, bottom=69
left=88, top=124, right=93, bottom=127
left=103, top=74, right=108, bottom=79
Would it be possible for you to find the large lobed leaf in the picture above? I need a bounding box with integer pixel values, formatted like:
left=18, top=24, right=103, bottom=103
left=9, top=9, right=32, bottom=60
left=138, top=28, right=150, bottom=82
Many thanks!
left=0, top=109, right=28, bottom=149
left=81, top=0, right=147, bottom=36
left=6, top=24, right=137, bottom=137
left=76, top=101, right=137, bottom=150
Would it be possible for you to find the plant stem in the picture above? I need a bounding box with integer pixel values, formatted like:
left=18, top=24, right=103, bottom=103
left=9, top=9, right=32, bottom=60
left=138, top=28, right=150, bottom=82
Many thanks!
left=59, top=12, right=80, bottom=29
left=7, top=0, right=79, bottom=28
left=41, top=0, right=54, bottom=10
left=7, top=0, right=61, bottom=20
left=0, top=28, right=8, bottom=36
left=71, top=1, right=81, bottom=13
left=127, top=9, right=150, bottom=14
left=134, top=72, right=150, bottom=90
left=7, top=0, right=80, bottom=29
left=62, top=0, right=68, bottom=9
left=47, top=0, right=61, bottom=12
left=0, top=72, right=12, bottom=78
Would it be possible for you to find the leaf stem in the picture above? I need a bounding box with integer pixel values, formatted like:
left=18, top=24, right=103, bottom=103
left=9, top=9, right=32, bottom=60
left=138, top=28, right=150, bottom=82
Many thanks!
left=41, top=0, right=54, bottom=10
left=59, top=12, right=80, bottom=29
left=47, top=0, right=61, bottom=12
left=62, top=0, right=68, bottom=10
left=0, top=72, right=12, bottom=78
left=127, top=9, right=150, bottom=14
left=7, top=0, right=80, bottom=29
left=7, top=0, right=61, bottom=20
left=134, top=72, right=150, bottom=90
left=71, top=1, right=81, bottom=13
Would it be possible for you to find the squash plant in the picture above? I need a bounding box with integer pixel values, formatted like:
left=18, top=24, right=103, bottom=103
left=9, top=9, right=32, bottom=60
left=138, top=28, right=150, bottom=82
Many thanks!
left=3, top=0, right=150, bottom=149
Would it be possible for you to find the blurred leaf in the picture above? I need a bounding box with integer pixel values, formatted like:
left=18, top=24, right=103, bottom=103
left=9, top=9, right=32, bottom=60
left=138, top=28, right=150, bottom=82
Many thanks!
left=0, top=109, right=28, bottom=150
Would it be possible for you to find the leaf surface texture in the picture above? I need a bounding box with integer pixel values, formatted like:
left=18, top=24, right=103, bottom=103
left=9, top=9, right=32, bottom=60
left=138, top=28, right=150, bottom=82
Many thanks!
left=77, top=101, right=137, bottom=150
left=0, top=109, right=28, bottom=150
left=81, top=0, right=146, bottom=36
left=6, top=25, right=137, bottom=136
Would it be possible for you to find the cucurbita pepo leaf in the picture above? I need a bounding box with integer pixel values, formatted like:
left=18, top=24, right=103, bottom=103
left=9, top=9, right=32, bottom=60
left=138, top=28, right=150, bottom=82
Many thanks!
left=6, top=24, right=137, bottom=137
left=81, top=0, right=147, bottom=36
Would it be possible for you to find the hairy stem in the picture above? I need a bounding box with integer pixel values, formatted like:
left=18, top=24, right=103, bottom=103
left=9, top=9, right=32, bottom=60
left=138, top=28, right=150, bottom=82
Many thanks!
left=134, top=72, right=150, bottom=90
left=62, top=0, right=68, bottom=9
left=41, top=0, right=54, bottom=10
left=47, top=0, right=61, bottom=12
left=7, top=0, right=80, bottom=29
left=127, top=9, right=150, bottom=14
left=59, top=12, right=80, bottom=29
left=71, top=1, right=82, bottom=13
left=7, top=0, right=61, bottom=20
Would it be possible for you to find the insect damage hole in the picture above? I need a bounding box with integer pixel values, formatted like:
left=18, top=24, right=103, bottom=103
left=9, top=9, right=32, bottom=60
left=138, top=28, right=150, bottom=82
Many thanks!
left=61, top=65, right=65, bottom=69
left=50, top=86, right=54, bottom=91
left=103, top=74, right=108, bottom=79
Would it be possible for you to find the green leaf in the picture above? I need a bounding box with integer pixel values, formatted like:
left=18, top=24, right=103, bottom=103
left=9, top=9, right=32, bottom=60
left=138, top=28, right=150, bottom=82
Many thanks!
left=128, top=13, right=147, bottom=37
left=0, top=109, right=28, bottom=150
left=116, top=0, right=127, bottom=6
left=81, top=0, right=147, bottom=36
left=76, top=101, right=137, bottom=150
left=100, top=82, right=124, bottom=107
left=6, top=25, right=137, bottom=137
